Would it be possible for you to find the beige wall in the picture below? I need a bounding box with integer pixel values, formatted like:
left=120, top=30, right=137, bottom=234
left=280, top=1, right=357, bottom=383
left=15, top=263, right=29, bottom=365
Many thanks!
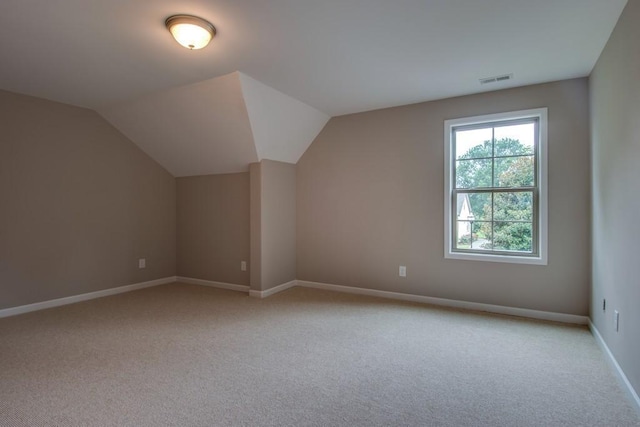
left=0, top=90, right=176, bottom=309
left=249, top=163, right=262, bottom=290
left=261, top=160, right=296, bottom=290
left=250, top=160, right=296, bottom=291
left=297, top=78, right=590, bottom=315
left=590, top=0, right=640, bottom=397
left=176, top=173, right=250, bottom=286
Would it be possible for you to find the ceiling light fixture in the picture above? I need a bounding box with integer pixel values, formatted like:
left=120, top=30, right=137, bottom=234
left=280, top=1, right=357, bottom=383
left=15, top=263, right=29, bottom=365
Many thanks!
left=165, top=15, right=216, bottom=50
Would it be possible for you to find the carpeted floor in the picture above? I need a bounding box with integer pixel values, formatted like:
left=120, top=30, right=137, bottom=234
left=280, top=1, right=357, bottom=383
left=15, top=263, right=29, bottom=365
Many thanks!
left=0, top=283, right=638, bottom=426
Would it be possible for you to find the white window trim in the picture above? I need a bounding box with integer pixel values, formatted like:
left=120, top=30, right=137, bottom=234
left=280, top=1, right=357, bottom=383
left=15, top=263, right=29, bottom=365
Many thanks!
left=444, top=108, right=548, bottom=265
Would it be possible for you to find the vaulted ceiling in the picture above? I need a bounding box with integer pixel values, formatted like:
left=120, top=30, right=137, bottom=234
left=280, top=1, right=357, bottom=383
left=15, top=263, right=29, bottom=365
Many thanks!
left=99, top=72, right=329, bottom=176
left=0, top=0, right=628, bottom=176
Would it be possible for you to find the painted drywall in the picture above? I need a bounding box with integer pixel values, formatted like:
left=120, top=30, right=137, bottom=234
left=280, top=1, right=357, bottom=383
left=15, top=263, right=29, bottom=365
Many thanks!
left=176, top=173, right=250, bottom=286
left=0, top=90, right=176, bottom=309
left=590, top=0, right=640, bottom=398
left=239, top=73, right=330, bottom=163
left=250, top=160, right=296, bottom=291
left=261, top=160, right=297, bottom=290
left=249, top=163, right=262, bottom=291
left=297, top=79, right=590, bottom=315
left=99, top=73, right=259, bottom=177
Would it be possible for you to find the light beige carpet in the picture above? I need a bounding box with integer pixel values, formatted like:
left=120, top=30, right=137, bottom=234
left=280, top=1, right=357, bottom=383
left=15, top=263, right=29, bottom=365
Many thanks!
left=0, top=283, right=638, bottom=426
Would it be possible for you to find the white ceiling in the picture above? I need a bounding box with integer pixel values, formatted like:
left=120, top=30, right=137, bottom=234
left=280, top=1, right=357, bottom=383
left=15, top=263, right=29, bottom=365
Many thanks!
left=238, top=73, right=329, bottom=165
left=0, top=0, right=627, bottom=175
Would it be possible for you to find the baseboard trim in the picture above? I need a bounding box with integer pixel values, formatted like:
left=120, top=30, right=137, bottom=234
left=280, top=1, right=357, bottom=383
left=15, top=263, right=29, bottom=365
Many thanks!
left=176, top=277, right=250, bottom=293
left=249, top=280, right=297, bottom=298
left=0, top=276, right=177, bottom=319
left=590, top=321, right=640, bottom=413
left=296, top=280, right=589, bottom=325
left=1, top=275, right=589, bottom=326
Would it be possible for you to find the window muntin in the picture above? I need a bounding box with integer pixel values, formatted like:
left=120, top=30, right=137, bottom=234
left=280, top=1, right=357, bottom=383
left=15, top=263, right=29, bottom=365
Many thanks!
left=444, top=109, right=547, bottom=265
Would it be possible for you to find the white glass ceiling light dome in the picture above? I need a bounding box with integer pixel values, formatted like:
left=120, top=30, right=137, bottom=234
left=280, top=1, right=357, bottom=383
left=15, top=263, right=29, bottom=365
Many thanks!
left=165, top=15, right=216, bottom=50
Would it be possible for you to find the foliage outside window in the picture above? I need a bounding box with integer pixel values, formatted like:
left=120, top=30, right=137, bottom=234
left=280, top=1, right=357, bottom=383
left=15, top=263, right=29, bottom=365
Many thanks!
left=444, top=108, right=548, bottom=265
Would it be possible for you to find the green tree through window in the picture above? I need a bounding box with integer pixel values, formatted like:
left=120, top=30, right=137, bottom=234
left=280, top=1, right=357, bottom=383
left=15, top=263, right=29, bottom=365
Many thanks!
left=455, top=135, right=535, bottom=252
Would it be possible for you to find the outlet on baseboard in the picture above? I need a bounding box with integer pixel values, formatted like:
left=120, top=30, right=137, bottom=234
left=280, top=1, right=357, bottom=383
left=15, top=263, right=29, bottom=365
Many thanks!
left=138, top=258, right=146, bottom=269
left=241, top=261, right=247, bottom=271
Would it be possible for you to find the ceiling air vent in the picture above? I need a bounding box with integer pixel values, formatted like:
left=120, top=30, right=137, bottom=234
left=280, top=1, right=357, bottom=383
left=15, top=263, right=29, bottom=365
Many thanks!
left=479, top=74, right=513, bottom=85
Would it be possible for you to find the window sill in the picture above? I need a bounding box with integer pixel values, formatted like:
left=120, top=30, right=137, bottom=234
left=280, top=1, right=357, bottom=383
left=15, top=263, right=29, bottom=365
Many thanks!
left=445, top=251, right=547, bottom=265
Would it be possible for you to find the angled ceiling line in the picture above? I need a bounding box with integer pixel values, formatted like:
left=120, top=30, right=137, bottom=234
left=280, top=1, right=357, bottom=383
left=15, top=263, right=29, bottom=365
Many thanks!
left=98, top=72, right=329, bottom=177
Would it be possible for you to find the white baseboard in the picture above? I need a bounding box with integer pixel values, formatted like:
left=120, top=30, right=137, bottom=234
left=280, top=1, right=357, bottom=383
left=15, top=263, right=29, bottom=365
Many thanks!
left=0, top=275, right=589, bottom=327
left=590, top=321, right=640, bottom=414
left=296, top=280, right=589, bottom=325
left=176, top=276, right=250, bottom=293
left=249, top=280, right=297, bottom=298
left=0, top=276, right=177, bottom=319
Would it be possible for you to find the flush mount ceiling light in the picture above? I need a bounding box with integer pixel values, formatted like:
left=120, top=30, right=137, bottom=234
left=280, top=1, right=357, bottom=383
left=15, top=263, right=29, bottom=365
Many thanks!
left=165, top=15, right=216, bottom=50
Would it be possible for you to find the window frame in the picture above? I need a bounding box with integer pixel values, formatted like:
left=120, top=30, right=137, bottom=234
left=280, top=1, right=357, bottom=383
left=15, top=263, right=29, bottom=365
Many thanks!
left=444, top=108, right=548, bottom=265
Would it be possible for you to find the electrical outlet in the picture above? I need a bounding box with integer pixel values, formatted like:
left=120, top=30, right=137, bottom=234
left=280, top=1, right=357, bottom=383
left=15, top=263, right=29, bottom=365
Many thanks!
left=241, top=261, right=247, bottom=271
left=399, top=265, right=407, bottom=277
left=138, top=258, right=146, bottom=269
left=603, top=299, right=606, bottom=311
left=614, top=310, right=619, bottom=332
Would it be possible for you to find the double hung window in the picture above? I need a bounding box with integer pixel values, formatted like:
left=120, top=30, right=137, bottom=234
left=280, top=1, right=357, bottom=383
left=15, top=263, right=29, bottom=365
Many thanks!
left=444, top=108, right=547, bottom=264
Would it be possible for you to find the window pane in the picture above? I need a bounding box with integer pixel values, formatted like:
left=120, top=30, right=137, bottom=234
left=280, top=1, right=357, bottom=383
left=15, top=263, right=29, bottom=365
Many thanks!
left=455, top=128, right=492, bottom=159
left=456, top=194, right=474, bottom=220
left=455, top=192, right=492, bottom=221
left=494, top=123, right=535, bottom=157
left=472, top=222, right=492, bottom=250
left=456, top=159, right=492, bottom=188
left=455, top=221, right=492, bottom=250
left=455, top=220, right=473, bottom=249
left=494, top=156, right=534, bottom=187
left=493, top=192, right=533, bottom=221
left=492, top=222, right=533, bottom=253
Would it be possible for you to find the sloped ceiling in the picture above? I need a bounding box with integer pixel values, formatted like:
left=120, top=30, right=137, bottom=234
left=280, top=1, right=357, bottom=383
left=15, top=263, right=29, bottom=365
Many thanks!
left=0, top=0, right=628, bottom=177
left=99, top=72, right=328, bottom=176
left=100, top=73, right=257, bottom=177
left=0, top=0, right=627, bottom=115
left=239, top=74, right=329, bottom=164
